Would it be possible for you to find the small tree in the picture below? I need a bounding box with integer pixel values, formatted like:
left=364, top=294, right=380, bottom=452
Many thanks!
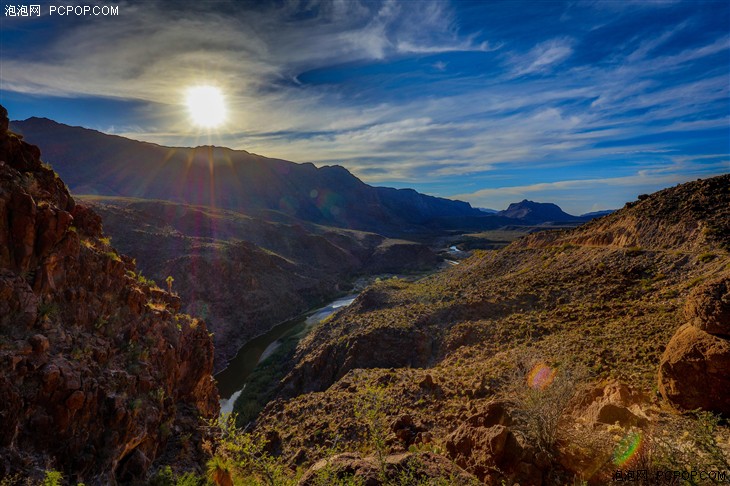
left=166, top=275, right=174, bottom=294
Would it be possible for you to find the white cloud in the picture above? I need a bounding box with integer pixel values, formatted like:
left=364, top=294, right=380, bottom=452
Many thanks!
left=511, top=38, right=574, bottom=76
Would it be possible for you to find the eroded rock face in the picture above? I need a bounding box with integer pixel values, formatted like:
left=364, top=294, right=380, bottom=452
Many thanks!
left=0, top=105, right=219, bottom=483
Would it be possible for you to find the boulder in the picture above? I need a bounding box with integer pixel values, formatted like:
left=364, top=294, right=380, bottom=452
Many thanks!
left=658, top=323, right=730, bottom=415
left=444, top=401, right=544, bottom=484
left=575, top=382, right=648, bottom=428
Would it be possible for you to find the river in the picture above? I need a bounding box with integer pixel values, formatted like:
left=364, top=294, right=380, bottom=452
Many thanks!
left=216, top=294, right=358, bottom=414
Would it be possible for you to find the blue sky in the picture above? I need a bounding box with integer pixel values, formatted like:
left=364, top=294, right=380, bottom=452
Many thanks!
left=1, top=0, right=728, bottom=214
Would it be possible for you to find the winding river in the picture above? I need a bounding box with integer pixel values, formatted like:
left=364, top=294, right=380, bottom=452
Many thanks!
left=216, top=294, right=358, bottom=414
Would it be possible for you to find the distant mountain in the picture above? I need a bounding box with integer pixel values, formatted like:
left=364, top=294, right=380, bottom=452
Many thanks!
left=497, top=199, right=580, bottom=223
left=478, top=207, right=498, bottom=213
left=579, top=209, right=616, bottom=219
left=10, top=117, right=498, bottom=236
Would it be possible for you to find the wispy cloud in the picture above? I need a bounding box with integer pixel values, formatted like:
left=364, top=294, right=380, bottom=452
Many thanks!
left=511, top=38, right=574, bottom=76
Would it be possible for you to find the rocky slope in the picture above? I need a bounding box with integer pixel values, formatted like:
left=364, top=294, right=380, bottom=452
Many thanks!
left=79, top=197, right=439, bottom=369
left=0, top=105, right=218, bottom=483
left=249, top=175, right=729, bottom=485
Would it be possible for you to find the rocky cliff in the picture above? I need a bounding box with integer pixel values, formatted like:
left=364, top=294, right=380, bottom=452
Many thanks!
left=0, top=105, right=218, bottom=484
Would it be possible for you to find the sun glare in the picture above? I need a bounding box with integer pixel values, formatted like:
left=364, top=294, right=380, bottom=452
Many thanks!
left=185, top=86, right=226, bottom=128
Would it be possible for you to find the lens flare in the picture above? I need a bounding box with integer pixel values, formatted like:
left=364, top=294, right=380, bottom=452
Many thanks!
left=613, top=429, right=642, bottom=466
left=527, top=363, right=556, bottom=390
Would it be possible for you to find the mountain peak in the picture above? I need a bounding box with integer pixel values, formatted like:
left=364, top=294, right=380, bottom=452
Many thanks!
left=498, top=199, right=578, bottom=223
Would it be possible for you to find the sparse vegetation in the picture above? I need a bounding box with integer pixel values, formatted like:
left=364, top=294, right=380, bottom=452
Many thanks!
left=106, top=250, right=122, bottom=262
left=699, top=252, right=717, bottom=263
left=354, top=384, right=391, bottom=480
left=41, top=470, right=63, bottom=486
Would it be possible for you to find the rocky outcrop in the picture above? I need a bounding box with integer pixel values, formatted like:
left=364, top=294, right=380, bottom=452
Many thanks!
left=0, top=105, right=218, bottom=483
left=684, top=277, right=730, bottom=336
left=658, top=276, right=730, bottom=415
left=444, top=401, right=547, bottom=485
left=281, top=320, right=435, bottom=397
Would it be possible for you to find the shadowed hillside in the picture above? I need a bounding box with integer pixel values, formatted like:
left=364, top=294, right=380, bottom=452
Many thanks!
left=10, top=117, right=505, bottom=236
left=79, top=196, right=439, bottom=369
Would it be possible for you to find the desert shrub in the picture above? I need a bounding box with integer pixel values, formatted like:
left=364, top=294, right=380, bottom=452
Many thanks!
left=354, top=384, right=392, bottom=480
left=502, top=355, right=586, bottom=456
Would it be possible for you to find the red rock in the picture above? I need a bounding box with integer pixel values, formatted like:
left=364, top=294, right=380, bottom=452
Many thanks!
left=419, top=373, right=435, bottom=389
left=9, top=191, right=36, bottom=271
left=71, top=203, right=102, bottom=237
left=576, top=382, right=647, bottom=428
left=65, top=390, right=85, bottom=412
left=465, top=400, right=512, bottom=428
left=29, top=334, right=49, bottom=353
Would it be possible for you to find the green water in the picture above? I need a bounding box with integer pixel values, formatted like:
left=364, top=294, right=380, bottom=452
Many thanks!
left=215, top=294, right=358, bottom=414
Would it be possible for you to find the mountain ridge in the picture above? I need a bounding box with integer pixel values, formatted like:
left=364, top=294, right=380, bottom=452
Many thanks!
left=10, top=117, right=498, bottom=237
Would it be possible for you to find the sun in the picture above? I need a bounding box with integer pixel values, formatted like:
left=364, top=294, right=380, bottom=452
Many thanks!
left=185, top=85, right=226, bottom=128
